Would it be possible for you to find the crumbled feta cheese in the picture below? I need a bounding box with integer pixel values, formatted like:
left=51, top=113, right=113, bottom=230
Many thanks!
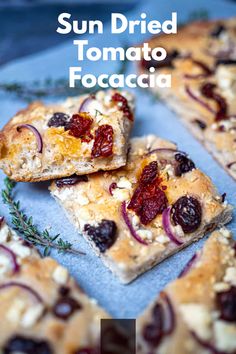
left=21, top=304, right=44, bottom=328
left=117, top=177, right=132, bottom=190
left=224, top=267, right=236, bottom=286
left=137, top=229, right=152, bottom=240
left=213, top=282, right=230, bottom=292
left=156, top=234, right=170, bottom=244
left=214, top=320, right=236, bottom=352
left=112, top=188, right=130, bottom=202
left=6, top=299, right=26, bottom=324
left=0, top=254, right=11, bottom=276
left=180, top=304, right=212, bottom=340
left=10, top=243, right=31, bottom=259
left=77, top=192, right=90, bottom=206
left=53, top=188, right=73, bottom=202
left=52, top=265, right=69, bottom=285
left=220, top=228, right=231, bottom=239
left=0, top=224, right=10, bottom=242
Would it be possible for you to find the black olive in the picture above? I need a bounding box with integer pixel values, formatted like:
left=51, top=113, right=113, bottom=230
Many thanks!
left=3, top=335, right=53, bottom=354
left=171, top=196, right=202, bottom=233
left=84, top=220, right=117, bottom=253
left=216, top=287, right=236, bottom=322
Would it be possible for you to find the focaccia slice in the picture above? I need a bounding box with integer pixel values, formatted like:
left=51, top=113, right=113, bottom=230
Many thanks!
left=0, top=218, right=109, bottom=353
left=0, top=90, right=134, bottom=182
left=50, top=135, right=232, bottom=284
left=137, top=228, right=236, bottom=354
left=139, top=18, right=236, bottom=180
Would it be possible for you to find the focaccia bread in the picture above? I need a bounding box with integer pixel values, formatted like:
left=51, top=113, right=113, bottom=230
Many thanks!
left=50, top=135, right=232, bottom=284
left=139, top=18, right=236, bottom=180
left=137, top=228, right=236, bottom=354
left=0, top=218, right=109, bottom=353
left=0, top=90, right=134, bottom=182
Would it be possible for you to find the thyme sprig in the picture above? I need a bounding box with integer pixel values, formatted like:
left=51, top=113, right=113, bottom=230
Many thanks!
left=2, top=177, right=85, bottom=257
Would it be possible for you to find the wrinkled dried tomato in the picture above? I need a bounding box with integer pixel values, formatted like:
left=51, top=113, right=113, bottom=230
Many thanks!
left=128, top=161, right=168, bottom=225
left=201, top=82, right=227, bottom=121
left=112, top=93, right=133, bottom=121
left=91, top=124, right=113, bottom=158
left=66, top=113, right=93, bottom=139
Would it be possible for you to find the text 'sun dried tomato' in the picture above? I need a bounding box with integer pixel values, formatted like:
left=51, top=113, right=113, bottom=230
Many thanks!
left=66, top=113, right=93, bottom=140
left=91, top=124, right=114, bottom=158
left=112, top=93, right=133, bottom=121
left=128, top=161, right=168, bottom=225
left=201, top=82, right=228, bottom=121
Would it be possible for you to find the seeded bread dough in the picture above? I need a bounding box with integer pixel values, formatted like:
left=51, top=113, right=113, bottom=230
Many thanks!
left=0, top=219, right=109, bottom=353
left=0, top=90, right=134, bottom=182
left=137, top=228, right=236, bottom=354
left=139, top=18, right=236, bottom=180
left=50, top=135, right=232, bottom=284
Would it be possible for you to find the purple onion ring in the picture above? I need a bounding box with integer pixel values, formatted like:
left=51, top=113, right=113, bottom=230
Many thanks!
left=161, top=292, right=176, bottom=335
left=0, top=281, right=43, bottom=303
left=162, top=207, right=184, bottom=245
left=178, top=252, right=199, bottom=278
left=0, top=217, right=4, bottom=227
left=185, top=85, right=215, bottom=114
left=0, top=245, right=20, bottom=274
left=79, top=96, right=96, bottom=114
left=109, top=182, right=117, bottom=196
left=17, top=124, right=43, bottom=153
left=121, top=201, right=148, bottom=245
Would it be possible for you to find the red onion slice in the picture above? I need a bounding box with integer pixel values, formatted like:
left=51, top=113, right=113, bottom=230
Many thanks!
left=161, top=292, right=176, bottom=335
left=191, top=331, right=227, bottom=354
left=109, top=182, right=117, bottom=196
left=0, top=217, right=4, bottom=227
left=184, top=59, right=213, bottom=79
left=178, top=252, right=199, bottom=278
left=162, top=207, right=184, bottom=245
left=185, top=85, right=215, bottom=114
left=0, top=245, right=20, bottom=274
left=79, top=95, right=102, bottom=117
left=121, top=202, right=148, bottom=245
left=17, top=124, right=43, bottom=153
left=0, top=281, right=43, bottom=303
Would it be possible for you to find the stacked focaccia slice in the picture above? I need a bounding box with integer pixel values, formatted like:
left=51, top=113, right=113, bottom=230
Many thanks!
left=137, top=228, right=236, bottom=354
left=0, top=90, right=134, bottom=181
left=139, top=17, right=236, bottom=179
left=0, top=218, right=109, bottom=354
left=50, top=135, right=232, bottom=283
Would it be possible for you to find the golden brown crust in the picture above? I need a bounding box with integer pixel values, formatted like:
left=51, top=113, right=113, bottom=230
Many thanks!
left=139, top=17, right=236, bottom=180
left=137, top=228, right=236, bottom=354
left=0, top=90, right=134, bottom=182
left=0, top=220, right=109, bottom=353
left=50, top=135, right=232, bottom=284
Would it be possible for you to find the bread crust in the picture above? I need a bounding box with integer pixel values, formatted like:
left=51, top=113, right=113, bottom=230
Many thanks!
left=0, top=90, right=134, bottom=182
left=139, top=17, right=236, bottom=180
left=137, top=228, right=236, bottom=354
left=50, top=135, right=232, bottom=284
left=0, top=220, right=109, bottom=353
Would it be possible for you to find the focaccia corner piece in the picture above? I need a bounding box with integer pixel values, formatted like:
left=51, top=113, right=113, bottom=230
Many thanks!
left=0, top=90, right=134, bottom=182
left=0, top=218, right=109, bottom=353
left=139, top=17, right=236, bottom=180
left=137, top=228, right=236, bottom=354
left=50, top=135, right=232, bottom=284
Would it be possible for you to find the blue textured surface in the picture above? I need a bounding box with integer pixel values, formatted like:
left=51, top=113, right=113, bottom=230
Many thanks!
left=0, top=0, right=236, bottom=318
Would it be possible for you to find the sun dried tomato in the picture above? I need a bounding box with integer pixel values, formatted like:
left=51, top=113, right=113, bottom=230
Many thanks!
left=112, top=93, right=133, bottom=121
left=66, top=113, right=93, bottom=139
left=91, top=124, right=113, bottom=158
left=128, top=161, right=168, bottom=225
left=201, top=83, right=228, bottom=121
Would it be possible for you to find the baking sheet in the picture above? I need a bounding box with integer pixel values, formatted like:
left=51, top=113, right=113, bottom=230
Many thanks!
left=0, top=0, right=236, bottom=318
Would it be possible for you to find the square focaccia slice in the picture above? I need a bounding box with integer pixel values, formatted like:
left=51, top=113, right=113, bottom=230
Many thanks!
left=50, top=135, right=232, bottom=284
left=139, top=18, right=236, bottom=180
left=0, top=218, right=109, bottom=354
left=0, top=90, right=134, bottom=182
left=137, top=228, right=236, bottom=354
